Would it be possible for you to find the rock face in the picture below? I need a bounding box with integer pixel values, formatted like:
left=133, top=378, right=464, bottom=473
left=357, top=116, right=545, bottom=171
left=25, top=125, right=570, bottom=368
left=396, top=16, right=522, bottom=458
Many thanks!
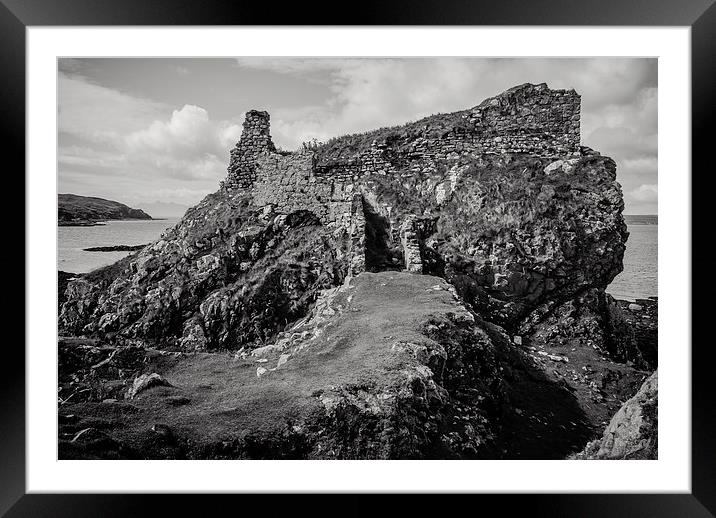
left=58, top=193, right=152, bottom=223
left=57, top=83, right=654, bottom=459
left=60, top=83, right=628, bottom=351
left=356, top=151, right=627, bottom=329
left=59, top=195, right=350, bottom=350
left=519, top=289, right=657, bottom=371
left=574, top=371, right=657, bottom=459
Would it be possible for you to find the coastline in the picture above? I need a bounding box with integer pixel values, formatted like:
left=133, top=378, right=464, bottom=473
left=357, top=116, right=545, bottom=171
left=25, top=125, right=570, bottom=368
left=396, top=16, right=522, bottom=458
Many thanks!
left=83, top=244, right=147, bottom=252
left=59, top=217, right=155, bottom=227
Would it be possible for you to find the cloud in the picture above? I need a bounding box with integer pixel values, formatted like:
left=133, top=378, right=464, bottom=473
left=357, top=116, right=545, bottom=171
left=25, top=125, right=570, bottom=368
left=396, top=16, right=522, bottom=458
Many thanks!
left=58, top=73, right=247, bottom=208
left=59, top=74, right=243, bottom=182
left=59, top=166, right=215, bottom=207
left=120, top=104, right=241, bottom=180
left=235, top=57, right=350, bottom=76
left=237, top=58, right=658, bottom=164
left=629, top=184, right=658, bottom=203
left=58, top=58, right=87, bottom=74
left=58, top=145, right=126, bottom=169
left=59, top=72, right=168, bottom=143
left=587, top=127, right=657, bottom=158
left=126, top=104, right=239, bottom=158
left=60, top=58, right=657, bottom=212
left=128, top=187, right=214, bottom=206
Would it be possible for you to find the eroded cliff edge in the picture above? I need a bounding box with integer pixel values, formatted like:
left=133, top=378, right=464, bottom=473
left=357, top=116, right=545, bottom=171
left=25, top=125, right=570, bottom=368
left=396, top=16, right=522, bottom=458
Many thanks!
left=58, top=83, right=656, bottom=459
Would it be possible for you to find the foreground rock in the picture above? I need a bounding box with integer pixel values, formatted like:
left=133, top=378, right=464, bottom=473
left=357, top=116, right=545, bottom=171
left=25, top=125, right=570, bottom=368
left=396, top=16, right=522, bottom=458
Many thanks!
left=126, top=373, right=171, bottom=399
left=573, top=370, right=657, bottom=459
left=59, top=272, right=637, bottom=460
left=58, top=271, right=77, bottom=307
left=60, top=273, right=508, bottom=459
left=513, top=289, right=655, bottom=429
left=59, top=203, right=349, bottom=350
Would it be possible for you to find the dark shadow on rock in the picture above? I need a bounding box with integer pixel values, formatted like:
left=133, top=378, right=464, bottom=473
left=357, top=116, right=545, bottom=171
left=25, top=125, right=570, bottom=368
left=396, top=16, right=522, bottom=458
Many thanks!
left=481, top=323, right=595, bottom=459
left=362, top=198, right=401, bottom=272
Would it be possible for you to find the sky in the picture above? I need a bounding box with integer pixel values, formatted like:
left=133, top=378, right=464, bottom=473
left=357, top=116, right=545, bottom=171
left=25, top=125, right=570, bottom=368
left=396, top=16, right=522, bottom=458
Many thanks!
left=58, top=58, right=657, bottom=216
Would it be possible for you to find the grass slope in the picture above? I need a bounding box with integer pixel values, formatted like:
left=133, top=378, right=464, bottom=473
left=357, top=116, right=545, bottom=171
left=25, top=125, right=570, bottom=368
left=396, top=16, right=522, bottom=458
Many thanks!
left=59, top=272, right=476, bottom=458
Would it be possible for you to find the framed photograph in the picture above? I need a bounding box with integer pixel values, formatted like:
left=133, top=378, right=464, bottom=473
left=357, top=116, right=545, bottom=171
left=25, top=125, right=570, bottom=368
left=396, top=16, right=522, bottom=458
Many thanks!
left=6, top=0, right=711, bottom=514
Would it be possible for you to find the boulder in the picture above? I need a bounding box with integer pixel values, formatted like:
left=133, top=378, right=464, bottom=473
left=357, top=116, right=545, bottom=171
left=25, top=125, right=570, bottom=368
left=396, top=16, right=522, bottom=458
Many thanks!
left=126, top=373, right=171, bottom=399
left=574, top=371, right=657, bottom=459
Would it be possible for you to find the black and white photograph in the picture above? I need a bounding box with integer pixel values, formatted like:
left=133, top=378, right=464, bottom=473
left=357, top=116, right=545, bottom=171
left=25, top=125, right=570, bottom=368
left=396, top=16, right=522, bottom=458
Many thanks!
left=56, top=57, right=659, bottom=461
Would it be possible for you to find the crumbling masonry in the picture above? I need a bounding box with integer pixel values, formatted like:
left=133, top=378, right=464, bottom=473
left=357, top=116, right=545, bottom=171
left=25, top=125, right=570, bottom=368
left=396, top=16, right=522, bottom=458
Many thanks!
left=221, top=83, right=581, bottom=274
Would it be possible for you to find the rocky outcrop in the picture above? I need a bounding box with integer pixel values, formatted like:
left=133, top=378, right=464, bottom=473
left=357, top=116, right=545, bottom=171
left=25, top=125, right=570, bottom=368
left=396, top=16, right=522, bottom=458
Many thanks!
left=574, top=370, right=657, bottom=459
left=509, top=288, right=655, bottom=431
left=519, top=289, right=657, bottom=370
left=213, top=84, right=624, bottom=332
left=126, top=373, right=171, bottom=399
left=57, top=83, right=654, bottom=459
left=59, top=192, right=350, bottom=349
left=61, top=84, right=627, bottom=351
left=58, top=270, right=77, bottom=308
left=356, top=151, right=627, bottom=329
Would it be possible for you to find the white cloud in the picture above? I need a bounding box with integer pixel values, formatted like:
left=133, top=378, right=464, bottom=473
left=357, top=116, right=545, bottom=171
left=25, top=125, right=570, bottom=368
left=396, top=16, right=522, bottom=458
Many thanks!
left=629, top=184, right=658, bottom=202
left=121, top=104, right=241, bottom=180
left=59, top=72, right=167, bottom=142
left=126, top=104, right=238, bottom=158
left=239, top=57, right=658, bottom=167
left=59, top=79, right=243, bottom=182
left=60, top=58, right=657, bottom=213
left=59, top=72, right=245, bottom=185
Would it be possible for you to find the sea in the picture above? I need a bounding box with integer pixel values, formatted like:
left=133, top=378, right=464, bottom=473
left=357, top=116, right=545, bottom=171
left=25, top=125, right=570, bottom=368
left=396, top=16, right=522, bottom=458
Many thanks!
left=58, top=218, right=179, bottom=274
left=606, top=215, right=658, bottom=302
left=57, top=215, right=657, bottom=302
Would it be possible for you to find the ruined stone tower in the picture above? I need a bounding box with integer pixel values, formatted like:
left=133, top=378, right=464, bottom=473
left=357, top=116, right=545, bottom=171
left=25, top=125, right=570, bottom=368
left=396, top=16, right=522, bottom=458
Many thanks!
left=223, top=110, right=276, bottom=190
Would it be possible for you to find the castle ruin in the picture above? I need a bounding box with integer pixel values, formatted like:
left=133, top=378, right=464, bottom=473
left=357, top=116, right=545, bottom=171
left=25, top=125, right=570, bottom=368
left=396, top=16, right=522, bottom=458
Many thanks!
left=221, top=83, right=581, bottom=274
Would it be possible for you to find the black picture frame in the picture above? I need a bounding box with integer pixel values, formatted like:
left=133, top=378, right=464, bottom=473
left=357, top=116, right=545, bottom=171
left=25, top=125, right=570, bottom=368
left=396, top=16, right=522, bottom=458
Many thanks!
left=5, top=0, right=712, bottom=515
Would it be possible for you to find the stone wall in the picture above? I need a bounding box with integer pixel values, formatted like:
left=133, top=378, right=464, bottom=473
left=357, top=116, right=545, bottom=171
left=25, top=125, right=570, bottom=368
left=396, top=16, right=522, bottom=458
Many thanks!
left=469, top=82, right=580, bottom=153
left=400, top=216, right=439, bottom=274
left=221, top=83, right=582, bottom=275
left=312, top=83, right=580, bottom=177
left=223, top=83, right=580, bottom=196
left=252, top=151, right=356, bottom=229
left=223, top=110, right=276, bottom=190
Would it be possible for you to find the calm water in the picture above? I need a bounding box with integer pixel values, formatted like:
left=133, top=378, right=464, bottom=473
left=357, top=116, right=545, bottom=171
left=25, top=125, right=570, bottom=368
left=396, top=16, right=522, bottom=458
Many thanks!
left=607, top=221, right=658, bottom=301
left=58, top=216, right=657, bottom=301
left=58, top=219, right=178, bottom=274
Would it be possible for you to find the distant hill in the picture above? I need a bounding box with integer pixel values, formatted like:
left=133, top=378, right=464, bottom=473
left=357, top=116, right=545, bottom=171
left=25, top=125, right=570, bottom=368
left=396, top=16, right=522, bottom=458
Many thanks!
left=58, top=194, right=152, bottom=224
left=136, top=201, right=190, bottom=219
